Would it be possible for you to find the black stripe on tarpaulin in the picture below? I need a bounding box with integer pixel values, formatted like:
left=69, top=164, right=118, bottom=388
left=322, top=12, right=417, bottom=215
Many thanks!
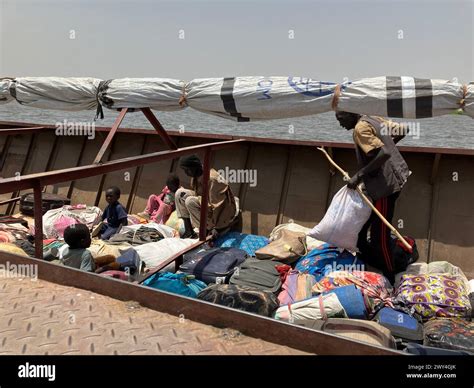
left=414, top=78, right=433, bottom=118
left=220, top=77, right=250, bottom=122
left=386, top=76, right=403, bottom=117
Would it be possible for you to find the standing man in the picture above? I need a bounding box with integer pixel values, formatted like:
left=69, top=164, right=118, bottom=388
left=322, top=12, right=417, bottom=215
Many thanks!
left=335, top=112, right=410, bottom=283
left=175, top=154, right=237, bottom=239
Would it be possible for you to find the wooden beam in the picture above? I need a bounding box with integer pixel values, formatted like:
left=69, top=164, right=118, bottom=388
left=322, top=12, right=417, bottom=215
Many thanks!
left=426, top=153, right=442, bottom=262
left=93, top=108, right=128, bottom=164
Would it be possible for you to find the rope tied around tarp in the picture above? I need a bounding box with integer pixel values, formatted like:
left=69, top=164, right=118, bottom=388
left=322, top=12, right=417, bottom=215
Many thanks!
left=178, top=81, right=188, bottom=107
left=331, top=84, right=341, bottom=111
left=459, top=84, right=468, bottom=110
left=94, top=79, right=113, bottom=121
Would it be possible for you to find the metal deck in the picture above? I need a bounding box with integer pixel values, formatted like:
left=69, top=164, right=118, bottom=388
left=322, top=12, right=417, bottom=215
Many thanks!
left=0, top=273, right=307, bottom=355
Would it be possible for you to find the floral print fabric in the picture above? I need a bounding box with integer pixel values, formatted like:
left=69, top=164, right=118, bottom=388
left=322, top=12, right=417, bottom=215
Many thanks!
left=395, top=274, right=472, bottom=321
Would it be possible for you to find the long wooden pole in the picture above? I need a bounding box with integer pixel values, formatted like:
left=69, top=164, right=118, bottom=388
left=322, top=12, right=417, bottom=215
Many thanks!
left=317, top=146, right=412, bottom=251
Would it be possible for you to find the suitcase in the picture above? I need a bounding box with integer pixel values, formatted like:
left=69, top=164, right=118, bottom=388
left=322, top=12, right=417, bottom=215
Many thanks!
left=373, top=307, right=423, bottom=342
left=19, top=192, right=70, bottom=216
left=296, top=318, right=398, bottom=349
left=179, top=247, right=247, bottom=284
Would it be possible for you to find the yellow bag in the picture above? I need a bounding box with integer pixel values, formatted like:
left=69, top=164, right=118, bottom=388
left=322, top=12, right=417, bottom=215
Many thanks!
left=0, top=242, right=29, bottom=257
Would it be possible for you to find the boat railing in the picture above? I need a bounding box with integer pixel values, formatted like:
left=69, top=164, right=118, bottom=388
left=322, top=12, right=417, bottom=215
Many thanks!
left=0, top=137, right=246, bottom=258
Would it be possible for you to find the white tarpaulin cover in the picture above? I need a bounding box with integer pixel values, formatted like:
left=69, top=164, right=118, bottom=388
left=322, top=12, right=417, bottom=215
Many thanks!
left=97, top=78, right=185, bottom=111
left=337, top=76, right=464, bottom=119
left=186, top=76, right=337, bottom=121
left=10, top=77, right=101, bottom=111
left=0, top=79, right=13, bottom=105
left=1, top=75, right=472, bottom=119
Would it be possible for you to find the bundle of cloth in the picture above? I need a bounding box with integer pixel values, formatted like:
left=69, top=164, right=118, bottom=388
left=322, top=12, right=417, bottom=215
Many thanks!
left=42, top=205, right=102, bottom=239
left=393, top=261, right=472, bottom=321
left=312, top=270, right=395, bottom=317
left=108, top=223, right=177, bottom=245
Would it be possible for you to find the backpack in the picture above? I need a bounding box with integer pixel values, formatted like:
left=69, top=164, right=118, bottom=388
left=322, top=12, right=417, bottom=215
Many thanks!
left=229, top=258, right=282, bottom=294
left=197, top=284, right=279, bottom=317
left=179, top=247, right=248, bottom=284
left=142, top=272, right=207, bottom=298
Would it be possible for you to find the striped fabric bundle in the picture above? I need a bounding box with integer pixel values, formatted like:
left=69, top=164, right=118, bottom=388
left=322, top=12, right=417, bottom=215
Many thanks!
left=97, top=78, right=185, bottom=111
left=337, top=76, right=464, bottom=119
left=0, top=79, right=13, bottom=105
left=186, top=76, right=338, bottom=121
left=9, top=77, right=101, bottom=111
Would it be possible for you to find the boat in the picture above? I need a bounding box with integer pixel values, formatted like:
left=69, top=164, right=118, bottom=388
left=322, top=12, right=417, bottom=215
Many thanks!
left=0, top=113, right=472, bottom=355
left=1, top=119, right=472, bottom=271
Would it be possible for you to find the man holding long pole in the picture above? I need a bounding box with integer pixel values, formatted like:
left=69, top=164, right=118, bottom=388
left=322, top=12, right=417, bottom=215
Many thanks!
left=335, top=112, right=411, bottom=284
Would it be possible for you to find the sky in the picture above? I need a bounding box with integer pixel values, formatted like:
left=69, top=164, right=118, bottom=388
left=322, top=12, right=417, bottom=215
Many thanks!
left=0, top=0, right=473, bottom=83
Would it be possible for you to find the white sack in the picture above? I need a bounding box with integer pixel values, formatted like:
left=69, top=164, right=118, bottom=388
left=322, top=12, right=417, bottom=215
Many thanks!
left=11, top=77, right=101, bottom=111
left=187, top=76, right=336, bottom=121
left=133, top=238, right=196, bottom=270
left=338, top=76, right=463, bottom=119
left=307, top=186, right=372, bottom=251
left=98, top=78, right=185, bottom=111
left=43, top=205, right=102, bottom=239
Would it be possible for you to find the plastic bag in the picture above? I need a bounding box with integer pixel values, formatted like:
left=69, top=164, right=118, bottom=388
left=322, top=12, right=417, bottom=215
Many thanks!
left=423, top=319, right=473, bottom=352
left=307, top=186, right=371, bottom=251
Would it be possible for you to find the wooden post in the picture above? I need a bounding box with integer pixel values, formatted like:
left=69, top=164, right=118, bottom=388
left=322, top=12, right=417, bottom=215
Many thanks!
left=199, top=149, right=211, bottom=241
left=33, top=180, right=43, bottom=259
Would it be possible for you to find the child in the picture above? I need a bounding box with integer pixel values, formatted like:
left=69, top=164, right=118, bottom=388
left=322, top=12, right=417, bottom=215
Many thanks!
left=139, top=174, right=180, bottom=224
left=100, top=186, right=128, bottom=240
left=61, top=224, right=95, bottom=272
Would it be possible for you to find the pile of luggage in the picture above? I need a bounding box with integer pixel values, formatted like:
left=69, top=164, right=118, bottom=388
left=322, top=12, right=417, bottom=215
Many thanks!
left=1, top=194, right=472, bottom=354
left=142, top=223, right=474, bottom=354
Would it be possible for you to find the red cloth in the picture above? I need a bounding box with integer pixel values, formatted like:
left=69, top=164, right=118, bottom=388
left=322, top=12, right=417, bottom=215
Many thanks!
left=275, top=263, right=292, bottom=283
